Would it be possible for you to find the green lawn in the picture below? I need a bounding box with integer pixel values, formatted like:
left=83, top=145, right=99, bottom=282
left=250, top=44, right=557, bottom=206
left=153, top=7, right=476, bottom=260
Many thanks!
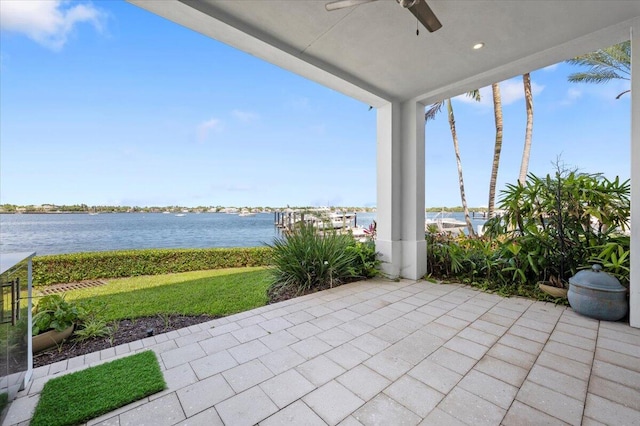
left=31, top=351, right=166, bottom=426
left=56, top=267, right=271, bottom=322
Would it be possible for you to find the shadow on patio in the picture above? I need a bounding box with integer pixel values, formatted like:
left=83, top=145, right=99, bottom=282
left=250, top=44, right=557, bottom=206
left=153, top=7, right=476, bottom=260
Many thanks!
left=6, top=278, right=640, bottom=425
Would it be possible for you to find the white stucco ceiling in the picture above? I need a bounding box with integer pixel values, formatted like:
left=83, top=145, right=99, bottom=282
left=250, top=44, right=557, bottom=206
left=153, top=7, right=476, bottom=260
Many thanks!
left=129, top=0, right=640, bottom=107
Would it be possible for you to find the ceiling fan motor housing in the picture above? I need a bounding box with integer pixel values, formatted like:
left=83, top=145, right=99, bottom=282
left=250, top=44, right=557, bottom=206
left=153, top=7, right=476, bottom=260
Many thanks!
left=397, top=0, right=418, bottom=8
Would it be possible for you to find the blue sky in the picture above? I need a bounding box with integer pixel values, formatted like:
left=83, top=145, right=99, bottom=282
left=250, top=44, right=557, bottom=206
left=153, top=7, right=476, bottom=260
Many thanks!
left=0, top=1, right=631, bottom=208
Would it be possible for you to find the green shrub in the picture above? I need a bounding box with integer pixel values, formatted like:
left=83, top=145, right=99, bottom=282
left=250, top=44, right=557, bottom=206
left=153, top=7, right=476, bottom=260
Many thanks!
left=33, top=247, right=272, bottom=285
left=267, top=223, right=376, bottom=298
left=32, top=294, right=84, bottom=336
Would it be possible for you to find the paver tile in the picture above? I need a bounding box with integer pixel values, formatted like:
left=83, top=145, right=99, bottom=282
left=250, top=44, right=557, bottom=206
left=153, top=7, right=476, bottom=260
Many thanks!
left=316, top=327, right=356, bottom=347
left=458, top=369, right=518, bottom=409
left=550, top=330, right=596, bottom=351
left=597, top=337, right=640, bottom=358
left=544, top=340, right=594, bottom=365
left=499, top=333, right=544, bottom=355
left=502, top=400, right=569, bottom=426
left=536, top=350, right=592, bottom=381
left=443, top=336, right=489, bottom=360
left=120, top=393, right=185, bottom=426
left=310, top=314, right=344, bottom=330
left=176, top=374, right=234, bottom=417
left=583, top=393, right=640, bottom=425
left=594, top=347, right=640, bottom=373
left=591, top=360, right=640, bottom=390
left=190, top=350, right=238, bottom=379
left=296, top=355, right=346, bottom=386
left=260, top=317, right=294, bottom=333
left=369, top=324, right=410, bottom=343
left=173, top=408, right=223, bottom=426
left=457, top=326, right=499, bottom=347
left=222, top=359, right=274, bottom=393
left=216, top=386, right=279, bottom=426
left=555, top=321, right=598, bottom=340
left=228, top=340, right=272, bottom=364
left=349, top=333, right=391, bottom=356
left=259, top=330, right=299, bottom=351
left=508, top=324, right=550, bottom=344
left=338, top=319, right=375, bottom=337
left=337, top=364, right=391, bottom=400
left=516, top=380, right=583, bottom=425
left=363, top=350, right=413, bottom=381
left=325, top=343, right=370, bottom=370
left=258, top=345, right=305, bottom=374
left=232, top=324, right=270, bottom=343
left=303, top=380, right=365, bottom=425
left=588, top=375, right=640, bottom=411
left=199, top=333, right=240, bottom=355
left=283, top=311, right=315, bottom=325
left=438, top=387, right=507, bottom=426
left=290, top=336, right=333, bottom=359
left=3, top=394, right=39, bottom=425
left=383, top=375, right=443, bottom=417
left=408, top=358, right=462, bottom=394
left=474, top=355, right=528, bottom=387
left=288, top=322, right=324, bottom=339
left=428, top=346, right=477, bottom=375
left=260, top=400, right=326, bottom=426
left=433, top=314, right=470, bottom=331
left=353, top=394, right=421, bottom=426
left=419, top=322, right=458, bottom=340
left=419, top=408, right=467, bottom=426
left=161, top=343, right=206, bottom=369
left=527, top=364, right=588, bottom=401
left=162, top=363, right=199, bottom=393
left=260, top=369, right=316, bottom=408
left=487, top=343, right=537, bottom=369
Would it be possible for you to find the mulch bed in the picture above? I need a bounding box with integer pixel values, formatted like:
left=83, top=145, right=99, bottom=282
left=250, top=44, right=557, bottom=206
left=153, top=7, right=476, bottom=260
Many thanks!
left=33, top=314, right=216, bottom=368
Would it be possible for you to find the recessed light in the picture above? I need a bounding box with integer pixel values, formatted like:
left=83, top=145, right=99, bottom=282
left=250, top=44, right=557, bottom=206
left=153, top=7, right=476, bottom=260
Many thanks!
left=473, top=42, right=485, bottom=50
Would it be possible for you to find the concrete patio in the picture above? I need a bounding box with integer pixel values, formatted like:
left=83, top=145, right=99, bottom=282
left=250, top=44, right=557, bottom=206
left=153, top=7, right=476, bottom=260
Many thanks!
left=5, top=278, right=640, bottom=425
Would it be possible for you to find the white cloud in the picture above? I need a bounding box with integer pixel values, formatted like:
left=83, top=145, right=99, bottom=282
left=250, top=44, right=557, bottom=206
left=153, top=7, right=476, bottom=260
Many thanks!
left=232, top=110, right=259, bottom=123
left=0, top=0, right=105, bottom=51
left=559, top=88, right=583, bottom=106
left=197, top=118, right=223, bottom=143
left=455, top=77, right=544, bottom=107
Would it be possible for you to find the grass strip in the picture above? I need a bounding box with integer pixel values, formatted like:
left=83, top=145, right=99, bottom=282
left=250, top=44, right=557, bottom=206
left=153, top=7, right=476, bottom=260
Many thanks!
left=62, top=267, right=271, bottom=321
left=30, top=351, right=166, bottom=426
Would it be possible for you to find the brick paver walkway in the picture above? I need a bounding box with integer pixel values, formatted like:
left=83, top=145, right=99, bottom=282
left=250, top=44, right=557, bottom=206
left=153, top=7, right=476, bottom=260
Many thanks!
left=5, top=279, right=640, bottom=425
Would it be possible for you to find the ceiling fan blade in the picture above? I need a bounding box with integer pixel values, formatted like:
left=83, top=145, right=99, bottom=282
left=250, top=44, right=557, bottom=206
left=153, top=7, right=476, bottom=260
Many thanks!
left=325, top=0, right=377, bottom=12
left=408, top=0, right=442, bottom=32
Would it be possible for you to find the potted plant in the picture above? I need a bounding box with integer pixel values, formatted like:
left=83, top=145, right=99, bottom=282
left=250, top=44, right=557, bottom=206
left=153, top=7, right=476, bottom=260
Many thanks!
left=32, top=294, right=83, bottom=353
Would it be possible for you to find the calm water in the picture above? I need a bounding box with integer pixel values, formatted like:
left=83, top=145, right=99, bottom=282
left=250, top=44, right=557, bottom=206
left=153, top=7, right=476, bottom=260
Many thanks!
left=0, top=213, right=377, bottom=256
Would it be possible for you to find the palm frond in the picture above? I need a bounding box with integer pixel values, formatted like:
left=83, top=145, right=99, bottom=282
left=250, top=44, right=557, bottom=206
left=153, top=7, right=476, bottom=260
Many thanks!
left=566, top=41, right=630, bottom=84
left=425, top=101, right=444, bottom=121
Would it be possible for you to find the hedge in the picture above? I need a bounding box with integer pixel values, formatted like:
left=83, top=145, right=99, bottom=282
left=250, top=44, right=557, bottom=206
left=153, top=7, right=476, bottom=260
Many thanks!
left=33, top=247, right=272, bottom=286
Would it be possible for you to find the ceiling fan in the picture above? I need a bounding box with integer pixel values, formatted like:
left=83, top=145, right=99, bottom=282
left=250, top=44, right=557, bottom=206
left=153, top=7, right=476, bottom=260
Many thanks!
left=325, top=0, right=442, bottom=33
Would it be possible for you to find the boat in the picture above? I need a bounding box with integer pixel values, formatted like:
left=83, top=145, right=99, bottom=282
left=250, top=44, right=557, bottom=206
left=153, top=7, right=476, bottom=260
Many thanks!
left=313, top=212, right=357, bottom=230
left=238, top=210, right=256, bottom=217
left=175, top=213, right=186, bottom=217
left=425, top=212, right=467, bottom=234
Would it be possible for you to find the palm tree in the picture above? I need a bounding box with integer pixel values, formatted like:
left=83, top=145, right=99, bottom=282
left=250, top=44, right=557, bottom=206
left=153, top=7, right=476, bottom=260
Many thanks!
left=567, top=40, right=630, bottom=99
left=426, top=91, right=480, bottom=236
left=487, top=83, right=503, bottom=219
left=519, top=73, right=534, bottom=185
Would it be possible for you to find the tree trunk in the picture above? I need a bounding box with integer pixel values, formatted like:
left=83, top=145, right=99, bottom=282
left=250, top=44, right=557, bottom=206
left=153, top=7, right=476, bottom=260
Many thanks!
left=447, top=99, right=475, bottom=236
left=488, top=83, right=503, bottom=219
left=519, top=73, right=534, bottom=185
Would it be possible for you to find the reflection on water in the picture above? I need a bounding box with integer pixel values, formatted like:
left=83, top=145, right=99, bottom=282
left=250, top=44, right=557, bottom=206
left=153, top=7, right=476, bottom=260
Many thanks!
left=0, top=213, right=377, bottom=256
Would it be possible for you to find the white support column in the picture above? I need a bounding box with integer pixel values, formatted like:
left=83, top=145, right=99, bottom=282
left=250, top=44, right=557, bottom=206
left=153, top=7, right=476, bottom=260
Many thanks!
left=630, top=22, right=640, bottom=328
left=376, top=100, right=427, bottom=280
